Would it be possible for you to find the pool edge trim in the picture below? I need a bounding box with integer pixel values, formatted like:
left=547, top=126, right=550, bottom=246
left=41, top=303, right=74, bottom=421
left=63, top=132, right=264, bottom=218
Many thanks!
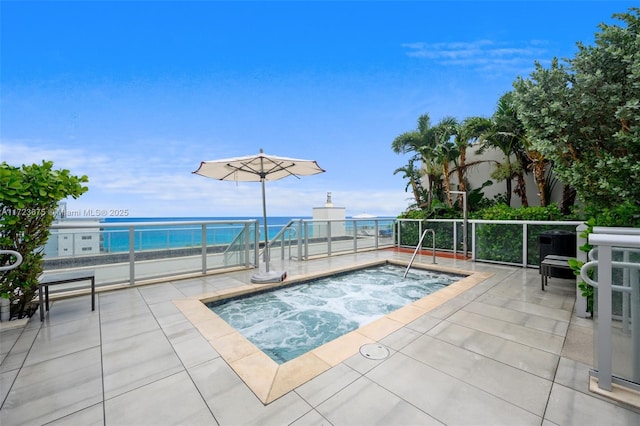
left=174, top=260, right=492, bottom=404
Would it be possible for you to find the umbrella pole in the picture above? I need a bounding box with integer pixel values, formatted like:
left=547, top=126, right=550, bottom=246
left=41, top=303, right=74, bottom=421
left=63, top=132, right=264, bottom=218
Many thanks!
left=261, top=177, right=270, bottom=272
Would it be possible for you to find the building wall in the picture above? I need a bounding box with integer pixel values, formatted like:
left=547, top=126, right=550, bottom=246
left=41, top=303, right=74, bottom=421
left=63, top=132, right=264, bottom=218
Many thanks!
left=448, top=147, right=563, bottom=207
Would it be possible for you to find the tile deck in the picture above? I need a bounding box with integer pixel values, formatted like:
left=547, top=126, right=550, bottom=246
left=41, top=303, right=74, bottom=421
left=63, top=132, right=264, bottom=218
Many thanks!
left=2, top=250, right=640, bottom=425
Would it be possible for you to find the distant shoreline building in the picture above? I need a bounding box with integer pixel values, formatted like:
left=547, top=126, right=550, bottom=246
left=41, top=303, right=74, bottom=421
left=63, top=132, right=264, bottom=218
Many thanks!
left=44, top=202, right=101, bottom=258
left=312, top=192, right=346, bottom=238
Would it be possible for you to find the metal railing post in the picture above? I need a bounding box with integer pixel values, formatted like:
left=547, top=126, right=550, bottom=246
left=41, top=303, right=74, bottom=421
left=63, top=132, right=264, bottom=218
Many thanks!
left=244, top=222, right=250, bottom=267
left=353, top=220, right=358, bottom=252
left=128, top=226, right=135, bottom=285
left=522, top=223, right=528, bottom=267
left=304, top=221, right=309, bottom=259
left=471, top=222, right=476, bottom=261
left=201, top=224, right=207, bottom=273
left=297, top=220, right=303, bottom=260
left=596, top=243, right=613, bottom=391
left=374, top=220, right=379, bottom=248
left=254, top=220, right=260, bottom=268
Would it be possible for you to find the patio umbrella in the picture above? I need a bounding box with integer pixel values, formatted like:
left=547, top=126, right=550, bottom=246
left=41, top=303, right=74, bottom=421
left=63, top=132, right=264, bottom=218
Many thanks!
left=193, top=149, right=325, bottom=283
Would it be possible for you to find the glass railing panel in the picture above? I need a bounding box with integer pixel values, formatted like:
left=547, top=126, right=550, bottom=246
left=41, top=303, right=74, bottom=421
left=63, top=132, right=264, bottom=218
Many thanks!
left=527, top=223, right=578, bottom=266
left=475, top=222, right=523, bottom=264
left=223, top=223, right=258, bottom=268
left=397, top=220, right=421, bottom=247
left=426, top=220, right=455, bottom=251
left=43, top=220, right=258, bottom=286
left=610, top=250, right=639, bottom=385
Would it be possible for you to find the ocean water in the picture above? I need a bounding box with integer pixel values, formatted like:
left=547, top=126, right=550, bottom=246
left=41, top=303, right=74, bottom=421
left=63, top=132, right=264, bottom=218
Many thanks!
left=101, top=216, right=309, bottom=253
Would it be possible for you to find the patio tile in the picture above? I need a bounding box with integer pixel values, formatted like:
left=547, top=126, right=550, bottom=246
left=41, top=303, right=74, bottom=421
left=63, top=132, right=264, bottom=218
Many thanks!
left=102, top=328, right=183, bottom=400
left=100, top=307, right=159, bottom=342
left=379, top=325, right=422, bottom=351
left=0, top=327, right=39, bottom=373
left=445, top=310, right=565, bottom=354
left=2, top=252, right=637, bottom=425
left=476, top=293, right=572, bottom=322
left=0, top=347, right=102, bottom=425
left=554, top=357, right=592, bottom=394
left=0, top=368, right=19, bottom=407
left=173, top=276, right=228, bottom=297
left=427, top=321, right=559, bottom=380
left=105, top=371, right=217, bottom=425
left=343, top=349, right=390, bottom=375
left=148, top=300, right=191, bottom=328
left=162, top=320, right=220, bottom=368
left=47, top=403, right=104, bottom=426
left=295, top=363, right=362, bottom=407
left=405, top=312, right=442, bottom=334
left=316, top=376, right=443, bottom=425
left=289, top=409, right=330, bottom=426
left=98, top=288, right=147, bottom=314
left=366, top=352, right=541, bottom=425
left=138, top=282, right=185, bottom=304
left=561, top=320, right=594, bottom=365
left=0, top=326, right=28, bottom=360
left=545, top=383, right=640, bottom=426
left=23, top=316, right=100, bottom=366
left=189, top=358, right=311, bottom=426
left=40, top=295, right=97, bottom=326
left=402, top=334, right=552, bottom=415
left=463, top=299, right=569, bottom=336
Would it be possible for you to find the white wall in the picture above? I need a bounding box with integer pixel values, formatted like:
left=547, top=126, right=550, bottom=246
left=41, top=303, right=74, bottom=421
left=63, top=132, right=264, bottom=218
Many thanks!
left=448, top=146, right=563, bottom=207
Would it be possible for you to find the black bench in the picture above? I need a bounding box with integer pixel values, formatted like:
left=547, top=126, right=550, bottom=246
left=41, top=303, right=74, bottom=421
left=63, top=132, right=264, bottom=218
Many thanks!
left=39, top=270, right=95, bottom=321
left=540, top=255, right=573, bottom=291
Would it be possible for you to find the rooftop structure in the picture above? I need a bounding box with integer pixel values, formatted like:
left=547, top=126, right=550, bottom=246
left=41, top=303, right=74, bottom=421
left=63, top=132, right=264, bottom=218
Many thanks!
left=1, top=250, right=638, bottom=425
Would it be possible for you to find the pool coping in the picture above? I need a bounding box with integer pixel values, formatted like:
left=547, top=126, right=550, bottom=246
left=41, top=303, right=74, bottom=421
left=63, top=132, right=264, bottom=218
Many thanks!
left=174, top=259, right=492, bottom=404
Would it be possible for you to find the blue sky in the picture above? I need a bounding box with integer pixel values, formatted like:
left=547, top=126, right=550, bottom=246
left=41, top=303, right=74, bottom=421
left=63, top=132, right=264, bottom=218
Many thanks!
left=1, top=1, right=635, bottom=218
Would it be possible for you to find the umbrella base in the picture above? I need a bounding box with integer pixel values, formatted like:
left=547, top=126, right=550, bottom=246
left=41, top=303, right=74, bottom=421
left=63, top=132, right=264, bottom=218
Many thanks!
left=251, top=270, right=287, bottom=284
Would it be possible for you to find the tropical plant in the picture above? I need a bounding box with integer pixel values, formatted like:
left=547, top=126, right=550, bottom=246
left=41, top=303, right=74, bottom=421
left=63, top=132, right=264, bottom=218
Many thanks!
left=393, top=158, right=428, bottom=209
left=392, top=114, right=444, bottom=211
left=475, top=93, right=530, bottom=207
left=513, top=8, right=640, bottom=211
left=0, top=161, right=88, bottom=318
left=432, top=116, right=459, bottom=207
left=454, top=116, right=492, bottom=195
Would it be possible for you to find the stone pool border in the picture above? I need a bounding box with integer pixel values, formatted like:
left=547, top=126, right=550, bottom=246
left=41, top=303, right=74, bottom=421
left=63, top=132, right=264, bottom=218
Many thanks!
left=174, top=259, right=492, bottom=404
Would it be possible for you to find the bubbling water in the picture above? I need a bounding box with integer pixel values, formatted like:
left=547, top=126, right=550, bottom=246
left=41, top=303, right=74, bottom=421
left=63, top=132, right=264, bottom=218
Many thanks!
left=208, top=264, right=461, bottom=364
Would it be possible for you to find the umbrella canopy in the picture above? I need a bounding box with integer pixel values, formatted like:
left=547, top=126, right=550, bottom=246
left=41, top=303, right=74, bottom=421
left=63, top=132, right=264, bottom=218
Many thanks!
left=193, top=149, right=325, bottom=281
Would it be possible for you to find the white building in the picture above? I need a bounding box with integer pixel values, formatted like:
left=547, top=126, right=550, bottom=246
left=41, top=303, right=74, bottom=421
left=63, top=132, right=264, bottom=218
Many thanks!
left=44, top=202, right=102, bottom=257
left=54, top=220, right=101, bottom=257
left=312, top=192, right=346, bottom=238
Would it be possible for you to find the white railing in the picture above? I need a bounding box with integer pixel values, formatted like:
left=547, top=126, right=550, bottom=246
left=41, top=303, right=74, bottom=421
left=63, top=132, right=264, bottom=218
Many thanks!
left=0, top=250, right=23, bottom=271
left=40, top=217, right=595, bottom=303
left=44, top=219, right=260, bottom=286
left=580, top=227, right=640, bottom=393
left=396, top=218, right=583, bottom=266
left=267, top=218, right=397, bottom=261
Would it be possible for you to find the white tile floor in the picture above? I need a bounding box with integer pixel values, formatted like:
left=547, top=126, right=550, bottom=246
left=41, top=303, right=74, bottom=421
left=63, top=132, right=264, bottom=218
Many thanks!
left=1, top=250, right=639, bottom=425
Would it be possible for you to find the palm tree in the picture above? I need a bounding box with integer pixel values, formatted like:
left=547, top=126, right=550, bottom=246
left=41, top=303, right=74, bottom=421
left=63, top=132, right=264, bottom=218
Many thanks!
left=392, top=114, right=442, bottom=210
left=393, top=159, right=427, bottom=209
left=476, top=92, right=529, bottom=207
left=454, top=116, right=492, bottom=195
left=432, top=117, right=459, bottom=207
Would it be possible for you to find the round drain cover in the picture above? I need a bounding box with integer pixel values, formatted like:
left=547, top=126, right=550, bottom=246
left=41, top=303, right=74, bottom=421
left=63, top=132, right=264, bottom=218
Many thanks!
left=359, top=344, right=389, bottom=360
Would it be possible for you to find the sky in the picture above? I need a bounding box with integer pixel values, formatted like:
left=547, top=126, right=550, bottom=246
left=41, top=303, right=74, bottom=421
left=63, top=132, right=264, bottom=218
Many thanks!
left=1, top=1, right=635, bottom=218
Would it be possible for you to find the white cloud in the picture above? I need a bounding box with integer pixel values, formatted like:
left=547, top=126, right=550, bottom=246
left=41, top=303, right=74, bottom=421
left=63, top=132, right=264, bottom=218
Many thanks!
left=402, top=39, right=547, bottom=76
left=3, top=139, right=409, bottom=218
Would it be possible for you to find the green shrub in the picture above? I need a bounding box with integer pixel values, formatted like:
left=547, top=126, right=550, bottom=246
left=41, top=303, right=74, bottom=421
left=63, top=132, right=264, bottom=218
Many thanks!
left=0, top=161, right=88, bottom=319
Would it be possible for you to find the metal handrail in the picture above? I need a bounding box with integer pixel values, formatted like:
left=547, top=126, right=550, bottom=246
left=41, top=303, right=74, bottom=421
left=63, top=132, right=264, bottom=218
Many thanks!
left=0, top=250, right=23, bottom=271
left=403, top=228, right=436, bottom=278
left=583, top=231, right=640, bottom=393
